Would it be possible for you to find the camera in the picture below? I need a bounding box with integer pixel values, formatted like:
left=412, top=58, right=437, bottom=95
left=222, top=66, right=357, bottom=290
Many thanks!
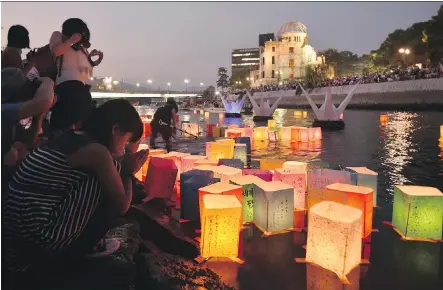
left=72, top=30, right=91, bottom=51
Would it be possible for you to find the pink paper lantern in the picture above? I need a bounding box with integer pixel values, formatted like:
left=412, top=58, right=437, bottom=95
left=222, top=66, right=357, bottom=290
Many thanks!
left=243, top=169, right=273, bottom=182
left=145, top=157, right=178, bottom=199
left=274, top=168, right=306, bottom=209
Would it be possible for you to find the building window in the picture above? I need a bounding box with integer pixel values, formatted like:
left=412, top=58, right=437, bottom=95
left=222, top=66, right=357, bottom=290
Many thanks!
left=262, top=71, right=265, bottom=78
left=272, top=56, right=275, bottom=64
left=272, top=70, right=275, bottom=78
left=289, top=59, right=294, bottom=68
left=262, top=57, right=265, bottom=65
left=289, top=47, right=294, bottom=53
left=272, top=47, right=275, bottom=52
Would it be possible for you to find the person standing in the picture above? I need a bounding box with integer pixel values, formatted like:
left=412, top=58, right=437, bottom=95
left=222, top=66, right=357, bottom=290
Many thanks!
left=2, top=25, right=35, bottom=76
left=149, top=98, right=178, bottom=152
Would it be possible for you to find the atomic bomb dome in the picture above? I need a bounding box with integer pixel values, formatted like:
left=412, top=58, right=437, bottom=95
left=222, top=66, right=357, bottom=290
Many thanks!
left=277, top=22, right=308, bottom=38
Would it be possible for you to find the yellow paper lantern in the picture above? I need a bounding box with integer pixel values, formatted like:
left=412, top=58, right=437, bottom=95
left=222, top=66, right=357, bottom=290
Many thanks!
left=290, top=127, right=300, bottom=141
left=216, top=138, right=235, bottom=159
left=347, top=167, right=378, bottom=207
left=267, top=119, right=276, bottom=129
left=279, top=127, right=292, bottom=141
left=274, top=168, right=307, bottom=209
left=254, top=127, right=268, bottom=141
left=200, top=194, right=242, bottom=258
left=233, top=144, right=247, bottom=166
left=208, top=142, right=232, bottom=161
left=302, top=111, right=308, bottom=118
left=254, top=181, right=294, bottom=234
left=260, top=158, right=285, bottom=170
left=230, top=175, right=264, bottom=223
left=182, top=155, right=207, bottom=173
left=204, top=111, right=210, bottom=120
left=306, top=201, right=362, bottom=282
left=294, top=111, right=302, bottom=118
left=380, top=114, right=388, bottom=123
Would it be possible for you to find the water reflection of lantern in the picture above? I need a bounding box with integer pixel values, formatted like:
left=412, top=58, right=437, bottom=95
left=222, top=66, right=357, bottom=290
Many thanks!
left=254, top=127, right=268, bottom=141
left=347, top=167, right=378, bottom=207
left=268, top=130, right=278, bottom=142
left=230, top=175, right=263, bottom=223
left=299, top=127, right=309, bottom=142
left=216, top=138, right=235, bottom=158
left=380, top=114, right=388, bottom=124
left=260, top=158, right=285, bottom=170
left=306, top=201, right=362, bottom=282
left=268, top=119, right=276, bottom=129
left=302, top=111, right=308, bottom=118
left=243, top=169, right=273, bottom=181
left=313, top=127, right=322, bottom=140
left=233, top=144, right=247, bottom=165
left=182, top=155, right=208, bottom=173
left=290, top=127, right=300, bottom=141
left=274, top=168, right=306, bottom=209
left=392, top=185, right=443, bottom=240
left=218, top=158, right=244, bottom=169
left=200, top=194, right=242, bottom=258
left=326, top=183, right=373, bottom=238
left=254, top=181, right=294, bottom=234
left=226, top=129, right=242, bottom=139
left=279, top=127, right=292, bottom=141
left=145, top=157, right=178, bottom=199
left=306, top=263, right=360, bottom=290
left=206, top=124, right=215, bottom=137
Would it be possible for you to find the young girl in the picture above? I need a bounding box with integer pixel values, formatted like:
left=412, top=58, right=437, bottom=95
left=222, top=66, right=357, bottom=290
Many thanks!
left=3, top=99, right=147, bottom=287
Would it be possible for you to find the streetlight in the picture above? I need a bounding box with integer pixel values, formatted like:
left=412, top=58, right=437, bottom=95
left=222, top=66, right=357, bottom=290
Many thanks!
left=113, top=80, right=119, bottom=85
left=200, top=82, right=204, bottom=86
left=184, top=79, right=189, bottom=91
left=399, top=48, right=411, bottom=67
left=147, top=79, right=153, bottom=84
left=215, top=91, right=220, bottom=95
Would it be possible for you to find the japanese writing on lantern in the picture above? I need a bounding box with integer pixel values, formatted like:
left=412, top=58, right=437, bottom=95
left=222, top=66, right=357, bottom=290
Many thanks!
left=308, top=169, right=351, bottom=190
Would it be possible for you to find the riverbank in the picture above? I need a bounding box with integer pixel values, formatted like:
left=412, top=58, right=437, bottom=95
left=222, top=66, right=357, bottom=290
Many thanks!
left=279, top=78, right=443, bottom=111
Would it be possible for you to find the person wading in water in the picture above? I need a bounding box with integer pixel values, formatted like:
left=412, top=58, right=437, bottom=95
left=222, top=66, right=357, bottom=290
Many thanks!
left=149, top=98, right=178, bottom=152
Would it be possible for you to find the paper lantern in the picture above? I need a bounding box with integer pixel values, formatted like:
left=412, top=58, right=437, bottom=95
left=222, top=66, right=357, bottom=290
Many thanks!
left=290, top=127, right=300, bottom=141
left=212, top=126, right=221, bottom=138
left=182, top=123, right=200, bottom=137
left=226, top=129, right=242, bottom=139
left=182, top=114, right=191, bottom=122
left=163, top=151, right=191, bottom=177
left=233, top=144, right=247, bottom=165
left=313, top=127, right=322, bottom=140
left=194, top=159, right=218, bottom=167
left=294, top=209, right=305, bottom=230
left=199, top=181, right=243, bottom=209
left=326, top=183, right=373, bottom=238
left=206, top=124, right=216, bottom=137
left=216, top=138, right=235, bottom=159
left=230, top=175, right=264, bottom=223
left=294, top=111, right=302, bottom=118
left=274, top=169, right=306, bottom=209
left=267, top=119, right=276, bottom=129
left=440, top=125, right=443, bottom=140
left=268, top=130, right=278, bottom=142
left=279, top=127, right=292, bottom=141
left=200, top=194, right=242, bottom=258
left=200, top=109, right=204, bottom=115
left=254, top=127, right=268, bottom=141
left=242, top=127, right=253, bottom=139
left=308, top=169, right=352, bottom=191
left=380, top=114, right=388, bottom=123
left=143, top=122, right=152, bottom=138
left=308, top=128, right=316, bottom=141
left=208, top=142, right=232, bottom=161
left=204, top=111, right=210, bottom=120
left=136, top=148, right=166, bottom=182
left=218, top=159, right=244, bottom=169
left=299, top=127, right=309, bottom=142
left=347, top=167, right=378, bottom=207
left=234, top=137, right=251, bottom=155
left=260, top=158, right=285, bottom=170
left=302, top=111, right=308, bottom=118
left=242, top=169, right=273, bottom=181
left=392, top=185, right=443, bottom=240
left=283, top=161, right=308, bottom=182
left=182, top=155, right=208, bottom=173
left=145, top=157, right=178, bottom=199
left=212, top=165, right=243, bottom=183
left=254, top=181, right=294, bottom=234
left=306, top=201, right=362, bottom=281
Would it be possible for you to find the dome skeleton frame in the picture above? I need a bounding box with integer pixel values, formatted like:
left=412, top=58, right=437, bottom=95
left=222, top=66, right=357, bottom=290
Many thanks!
left=277, top=22, right=308, bottom=39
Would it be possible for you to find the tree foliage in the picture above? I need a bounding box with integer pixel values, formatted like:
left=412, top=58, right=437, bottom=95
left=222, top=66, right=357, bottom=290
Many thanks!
left=216, top=67, right=230, bottom=93
left=202, top=85, right=216, bottom=102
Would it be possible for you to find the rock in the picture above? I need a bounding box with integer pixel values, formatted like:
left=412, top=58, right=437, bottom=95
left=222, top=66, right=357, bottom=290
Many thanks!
left=135, top=253, right=237, bottom=290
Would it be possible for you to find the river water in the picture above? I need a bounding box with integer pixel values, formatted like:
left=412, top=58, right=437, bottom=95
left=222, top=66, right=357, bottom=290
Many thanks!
left=160, top=108, right=443, bottom=290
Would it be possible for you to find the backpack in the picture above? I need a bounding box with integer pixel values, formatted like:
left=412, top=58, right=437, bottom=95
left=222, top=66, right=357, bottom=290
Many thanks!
left=33, top=44, right=63, bottom=82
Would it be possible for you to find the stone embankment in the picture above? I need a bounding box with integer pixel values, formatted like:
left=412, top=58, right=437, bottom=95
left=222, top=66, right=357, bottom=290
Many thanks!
left=279, top=78, right=443, bottom=110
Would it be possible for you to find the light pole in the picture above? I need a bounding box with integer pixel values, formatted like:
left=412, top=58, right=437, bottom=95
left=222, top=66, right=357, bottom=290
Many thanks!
left=184, top=79, right=189, bottom=92
left=136, top=82, right=140, bottom=92
left=147, top=79, right=153, bottom=91
left=398, top=48, right=410, bottom=68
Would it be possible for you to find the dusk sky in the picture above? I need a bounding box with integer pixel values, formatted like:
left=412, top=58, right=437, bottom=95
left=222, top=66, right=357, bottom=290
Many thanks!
left=2, top=1, right=441, bottom=90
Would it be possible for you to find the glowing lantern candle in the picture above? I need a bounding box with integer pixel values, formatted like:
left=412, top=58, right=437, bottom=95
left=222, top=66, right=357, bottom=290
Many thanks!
left=233, top=144, right=247, bottom=165
left=380, top=114, right=388, bottom=123
left=216, top=138, right=235, bottom=158
left=226, top=129, right=242, bottom=139
left=347, top=167, right=378, bottom=207
left=200, top=194, right=242, bottom=258
left=182, top=155, right=207, bottom=173
left=206, top=124, right=216, bottom=137
left=299, top=127, right=309, bottom=142
left=254, top=127, right=268, bottom=141
left=279, top=127, right=292, bottom=141
left=306, top=201, right=362, bottom=282
left=212, top=165, right=242, bottom=183
left=208, top=142, right=232, bottom=161
left=145, top=157, right=178, bottom=199
left=326, top=183, right=373, bottom=238
left=230, top=175, right=264, bottom=223
left=136, top=148, right=166, bottom=182
left=218, top=159, right=244, bottom=169
left=200, top=109, right=204, bottom=115
left=234, top=137, right=251, bottom=156
left=274, top=168, right=306, bottom=209
left=260, top=158, right=285, bottom=170
left=212, top=126, right=221, bottom=138
left=392, top=185, right=443, bottom=240
left=194, top=159, right=218, bottom=167
left=204, top=111, right=210, bottom=120
left=254, top=181, right=294, bottom=234
left=242, top=169, right=273, bottom=181
left=267, top=119, right=276, bottom=129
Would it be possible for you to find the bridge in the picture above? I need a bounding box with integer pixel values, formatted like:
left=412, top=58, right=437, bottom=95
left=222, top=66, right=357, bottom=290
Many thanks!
left=91, top=91, right=202, bottom=99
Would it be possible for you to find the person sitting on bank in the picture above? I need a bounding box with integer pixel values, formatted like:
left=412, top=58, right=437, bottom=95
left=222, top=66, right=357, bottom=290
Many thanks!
left=2, top=25, right=36, bottom=76
left=3, top=99, right=148, bottom=288
left=149, top=98, right=178, bottom=152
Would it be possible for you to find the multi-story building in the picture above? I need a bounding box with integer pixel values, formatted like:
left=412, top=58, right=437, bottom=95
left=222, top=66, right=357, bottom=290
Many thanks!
left=231, top=48, right=260, bottom=83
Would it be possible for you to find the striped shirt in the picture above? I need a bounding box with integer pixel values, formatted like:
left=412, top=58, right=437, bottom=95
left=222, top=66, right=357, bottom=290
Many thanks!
left=3, top=131, right=120, bottom=272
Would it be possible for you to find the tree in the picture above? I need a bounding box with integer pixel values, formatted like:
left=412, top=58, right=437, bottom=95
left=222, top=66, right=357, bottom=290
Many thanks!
left=202, top=85, right=216, bottom=102
left=216, top=67, right=230, bottom=93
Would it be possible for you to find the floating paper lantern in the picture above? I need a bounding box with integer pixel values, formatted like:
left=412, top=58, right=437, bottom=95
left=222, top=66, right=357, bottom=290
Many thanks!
left=194, top=159, right=219, bottom=167
left=326, top=183, right=373, bottom=238
left=218, top=158, right=244, bottom=169
left=260, top=158, right=285, bottom=170
left=242, top=169, right=273, bottom=181
left=308, top=169, right=352, bottom=191
left=347, top=167, right=378, bottom=207
left=308, top=128, right=316, bottom=141
left=212, top=165, right=242, bottom=183
left=136, top=148, right=166, bottom=182
left=302, top=111, right=308, bottom=118
left=234, top=137, right=251, bottom=155
left=268, top=119, right=276, bottom=129
left=206, top=124, right=215, bottom=137
left=392, top=185, right=443, bottom=240
left=204, top=111, right=210, bottom=120
left=200, top=194, right=242, bottom=258
left=380, top=114, right=388, bottom=123
left=164, top=151, right=191, bottom=177
left=283, top=161, right=308, bottom=181
left=182, top=123, right=200, bottom=137
left=182, top=155, right=208, bottom=173
left=268, top=130, right=278, bottom=142
left=207, top=142, right=232, bottom=161
left=279, top=127, right=292, bottom=141
left=299, top=127, right=309, bottom=142
left=254, top=127, right=268, bottom=141
left=306, top=201, right=362, bottom=282
left=274, top=168, right=306, bottom=209
left=233, top=144, right=247, bottom=165
left=145, top=157, right=178, bottom=199
left=216, top=138, right=235, bottom=159
left=230, top=175, right=264, bottom=223
left=182, top=114, right=191, bottom=122
left=294, top=111, right=302, bottom=118
left=254, top=181, right=294, bottom=234
left=200, top=109, right=204, bottom=115
left=226, top=129, right=242, bottom=139
left=212, top=126, right=221, bottom=138
left=143, top=122, right=152, bottom=138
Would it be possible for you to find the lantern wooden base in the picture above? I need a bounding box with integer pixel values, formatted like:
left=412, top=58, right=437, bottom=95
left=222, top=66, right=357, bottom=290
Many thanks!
left=382, top=221, right=443, bottom=243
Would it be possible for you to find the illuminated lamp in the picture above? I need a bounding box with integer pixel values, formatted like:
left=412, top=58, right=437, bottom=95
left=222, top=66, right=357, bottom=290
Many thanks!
left=212, top=165, right=243, bottom=183
left=326, top=183, right=373, bottom=238
left=307, top=168, right=352, bottom=191
left=212, top=126, right=221, bottom=138
left=208, top=142, right=232, bottom=161
left=260, top=158, right=285, bottom=170
left=268, top=130, right=278, bottom=142
left=254, top=127, right=268, bottom=141
left=253, top=181, right=294, bottom=234
left=302, top=111, right=308, bottom=118
left=290, top=127, right=300, bottom=141
left=218, top=158, right=244, bottom=169
left=206, top=124, right=216, bottom=137
left=135, top=148, right=166, bottom=182
left=347, top=167, right=378, bottom=207
left=306, top=201, right=362, bottom=282
left=234, top=137, right=251, bottom=156
left=380, top=114, right=388, bottom=123
left=200, top=109, right=204, bottom=115
left=200, top=194, right=242, bottom=258
left=143, top=122, right=151, bottom=138
left=226, top=129, right=242, bottom=139
left=299, top=127, right=309, bottom=142
left=230, top=175, right=264, bottom=223
left=216, top=138, right=235, bottom=158
left=274, top=168, right=306, bottom=209
left=268, top=119, right=276, bottom=129
left=182, top=155, right=208, bottom=173
left=306, top=262, right=360, bottom=290
left=204, top=111, right=210, bottom=120
left=194, top=159, right=218, bottom=167
left=294, top=111, right=302, bottom=118
left=242, top=169, right=273, bottom=181
left=283, top=160, right=308, bottom=182
left=233, top=144, right=247, bottom=166
left=145, top=157, right=178, bottom=199
left=392, top=185, right=443, bottom=240
left=279, top=127, right=292, bottom=141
